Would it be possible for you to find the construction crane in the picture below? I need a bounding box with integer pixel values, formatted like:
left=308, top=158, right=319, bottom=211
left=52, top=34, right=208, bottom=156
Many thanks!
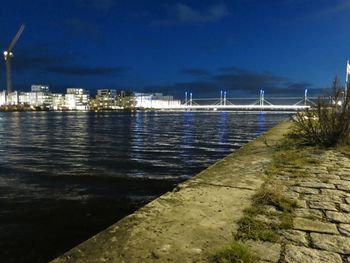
left=3, top=24, right=25, bottom=94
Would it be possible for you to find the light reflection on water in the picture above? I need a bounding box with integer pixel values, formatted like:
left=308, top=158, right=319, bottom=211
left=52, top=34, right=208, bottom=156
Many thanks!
left=0, top=111, right=290, bottom=187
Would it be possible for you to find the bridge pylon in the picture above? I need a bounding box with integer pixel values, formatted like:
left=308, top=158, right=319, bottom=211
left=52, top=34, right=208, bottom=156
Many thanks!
left=294, top=89, right=316, bottom=106
left=252, top=90, right=273, bottom=106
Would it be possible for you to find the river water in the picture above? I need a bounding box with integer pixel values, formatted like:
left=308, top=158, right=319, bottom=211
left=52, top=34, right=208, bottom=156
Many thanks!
left=0, top=111, right=288, bottom=262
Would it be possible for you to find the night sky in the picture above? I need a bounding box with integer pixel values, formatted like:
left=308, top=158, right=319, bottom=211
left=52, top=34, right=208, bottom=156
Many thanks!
left=0, top=0, right=349, bottom=98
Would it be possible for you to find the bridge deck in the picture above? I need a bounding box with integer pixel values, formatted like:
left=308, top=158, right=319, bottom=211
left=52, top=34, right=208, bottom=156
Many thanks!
left=148, top=105, right=310, bottom=111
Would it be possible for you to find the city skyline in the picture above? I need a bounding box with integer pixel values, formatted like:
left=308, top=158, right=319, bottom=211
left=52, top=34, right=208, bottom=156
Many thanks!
left=1, top=0, right=350, bottom=98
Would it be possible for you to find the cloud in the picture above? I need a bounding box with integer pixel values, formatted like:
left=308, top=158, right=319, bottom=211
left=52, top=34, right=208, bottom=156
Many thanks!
left=181, top=68, right=211, bottom=77
left=151, top=3, right=229, bottom=26
left=262, top=82, right=312, bottom=96
left=143, top=81, right=218, bottom=97
left=142, top=66, right=314, bottom=98
left=11, top=46, right=76, bottom=71
left=215, top=67, right=288, bottom=93
left=46, top=66, right=128, bottom=76
left=8, top=45, right=129, bottom=78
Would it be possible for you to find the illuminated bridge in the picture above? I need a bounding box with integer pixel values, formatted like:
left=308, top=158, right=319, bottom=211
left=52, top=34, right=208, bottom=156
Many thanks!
left=151, top=90, right=316, bottom=111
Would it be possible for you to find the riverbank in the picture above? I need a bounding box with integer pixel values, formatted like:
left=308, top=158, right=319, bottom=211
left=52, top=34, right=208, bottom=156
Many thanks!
left=51, top=121, right=291, bottom=262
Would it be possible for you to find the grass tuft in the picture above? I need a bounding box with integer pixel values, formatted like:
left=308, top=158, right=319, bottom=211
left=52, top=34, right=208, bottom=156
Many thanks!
left=209, top=241, right=256, bottom=263
left=235, top=185, right=296, bottom=242
left=236, top=215, right=280, bottom=242
left=252, top=187, right=297, bottom=213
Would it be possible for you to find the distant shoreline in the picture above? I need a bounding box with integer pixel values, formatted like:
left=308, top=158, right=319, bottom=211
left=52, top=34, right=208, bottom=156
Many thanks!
left=0, top=107, right=300, bottom=113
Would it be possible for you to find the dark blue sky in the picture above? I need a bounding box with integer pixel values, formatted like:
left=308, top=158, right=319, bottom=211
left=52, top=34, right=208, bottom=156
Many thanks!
left=1, top=0, right=349, bottom=98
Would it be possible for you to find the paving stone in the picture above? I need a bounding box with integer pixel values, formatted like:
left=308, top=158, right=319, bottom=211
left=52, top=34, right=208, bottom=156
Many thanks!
left=311, top=233, right=350, bottom=254
left=302, top=194, right=342, bottom=203
left=336, top=181, right=350, bottom=191
left=340, top=204, right=350, bottom=213
left=341, top=175, right=350, bottom=181
left=309, top=167, right=328, bottom=173
left=299, top=182, right=335, bottom=189
left=296, top=178, right=323, bottom=183
left=245, top=240, right=281, bottom=263
left=308, top=201, right=338, bottom=211
left=311, top=170, right=329, bottom=175
left=319, top=174, right=341, bottom=180
left=283, top=192, right=300, bottom=200
left=335, top=171, right=350, bottom=176
left=296, top=200, right=308, bottom=208
left=321, top=189, right=350, bottom=198
left=346, top=197, right=350, bottom=204
left=326, top=211, right=350, bottom=223
left=293, top=218, right=339, bottom=234
left=292, top=186, right=319, bottom=194
left=338, top=224, right=350, bottom=237
left=284, top=244, right=342, bottom=263
left=294, top=208, right=323, bottom=220
left=280, top=229, right=309, bottom=246
left=329, top=179, right=347, bottom=185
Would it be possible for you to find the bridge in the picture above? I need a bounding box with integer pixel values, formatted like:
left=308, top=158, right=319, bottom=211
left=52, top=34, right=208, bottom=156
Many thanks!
left=151, top=89, right=317, bottom=111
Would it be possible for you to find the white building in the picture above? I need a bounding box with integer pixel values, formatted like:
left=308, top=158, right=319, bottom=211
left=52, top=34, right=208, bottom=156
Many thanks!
left=18, top=92, right=31, bottom=105
left=134, top=93, right=181, bottom=108
left=20, top=85, right=53, bottom=108
left=65, top=88, right=89, bottom=110
left=0, top=91, right=7, bottom=106
left=52, top=94, right=65, bottom=110
left=0, top=91, right=21, bottom=106
left=95, top=89, right=120, bottom=109
left=7, top=91, right=19, bottom=105
left=97, top=89, right=117, bottom=97
left=31, top=85, right=50, bottom=93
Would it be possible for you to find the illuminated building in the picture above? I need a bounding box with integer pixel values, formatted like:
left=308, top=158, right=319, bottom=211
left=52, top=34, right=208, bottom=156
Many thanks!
left=0, top=91, right=7, bottom=105
left=117, top=91, right=136, bottom=109
left=65, top=88, right=89, bottom=110
left=0, top=91, right=19, bottom=106
left=134, top=93, right=181, bottom=108
left=94, top=89, right=120, bottom=110
left=7, top=91, right=19, bottom=105
left=31, top=85, right=49, bottom=93
left=52, top=94, right=65, bottom=110
left=27, top=85, right=52, bottom=108
left=18, top=92, right=31, bottom=105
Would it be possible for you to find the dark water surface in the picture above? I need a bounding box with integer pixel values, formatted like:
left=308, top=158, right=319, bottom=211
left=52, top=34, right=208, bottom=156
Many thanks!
left=0, top=111, right=288, bottom=262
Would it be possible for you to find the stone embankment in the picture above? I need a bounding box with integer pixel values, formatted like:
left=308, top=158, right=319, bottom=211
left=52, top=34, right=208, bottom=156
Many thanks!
left=51, top=121, right=350, bottom=263
left=51, top=122, right=289, bottom=263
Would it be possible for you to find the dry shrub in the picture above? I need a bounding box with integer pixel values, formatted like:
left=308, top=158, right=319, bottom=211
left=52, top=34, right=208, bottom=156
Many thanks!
left=293, top=77, right=350, bottom=146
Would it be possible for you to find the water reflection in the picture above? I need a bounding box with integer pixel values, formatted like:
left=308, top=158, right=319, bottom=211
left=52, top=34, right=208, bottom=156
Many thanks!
left=181, top=112, right=194, bottom=166
left=218, top=111, right=228, bottom=145
left=0, top=111, right=290, bottom=193
left=257, top=112, right=266, bottom=135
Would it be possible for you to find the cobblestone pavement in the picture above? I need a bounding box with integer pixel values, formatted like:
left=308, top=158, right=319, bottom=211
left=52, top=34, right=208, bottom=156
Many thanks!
left=249, top=150, right=350, bottom=263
